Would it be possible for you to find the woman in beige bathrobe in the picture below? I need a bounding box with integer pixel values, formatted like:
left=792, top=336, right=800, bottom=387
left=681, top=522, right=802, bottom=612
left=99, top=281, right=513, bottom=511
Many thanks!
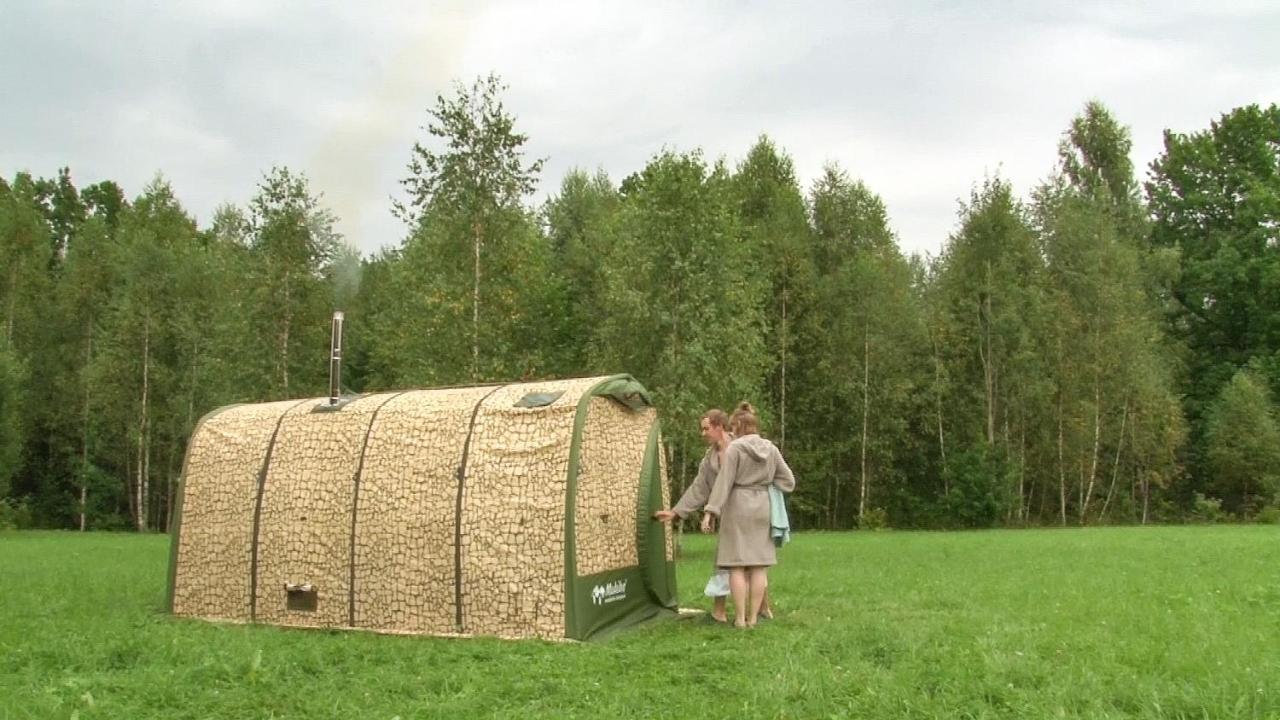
left=702, top=403, right=795, bottom=628
left=653, top=409, right=775, bottom=623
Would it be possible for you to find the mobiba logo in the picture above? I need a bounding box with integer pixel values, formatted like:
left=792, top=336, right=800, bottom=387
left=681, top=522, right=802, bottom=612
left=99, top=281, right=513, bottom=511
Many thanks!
left=590, top=579, right=627, bottom=605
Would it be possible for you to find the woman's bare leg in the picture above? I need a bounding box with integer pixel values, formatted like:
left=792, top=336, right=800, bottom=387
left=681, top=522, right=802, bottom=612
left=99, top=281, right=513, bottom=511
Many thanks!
left=729, top=568, right=749, bottom=627
left=747, top=568, right=768, bottom=626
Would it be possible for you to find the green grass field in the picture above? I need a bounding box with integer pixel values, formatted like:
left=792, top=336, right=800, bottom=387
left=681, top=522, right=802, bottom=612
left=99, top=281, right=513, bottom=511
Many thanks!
left=2, top=527, right=1278, bottom=719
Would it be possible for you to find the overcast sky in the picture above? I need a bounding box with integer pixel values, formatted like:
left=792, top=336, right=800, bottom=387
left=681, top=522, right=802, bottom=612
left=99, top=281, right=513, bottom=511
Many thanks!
left=3, top=1, right=1277, bottom=259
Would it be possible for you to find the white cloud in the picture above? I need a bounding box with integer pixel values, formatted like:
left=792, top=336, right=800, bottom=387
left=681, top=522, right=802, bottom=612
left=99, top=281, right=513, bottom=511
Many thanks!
left=1, top=0, right=1277, bottom=259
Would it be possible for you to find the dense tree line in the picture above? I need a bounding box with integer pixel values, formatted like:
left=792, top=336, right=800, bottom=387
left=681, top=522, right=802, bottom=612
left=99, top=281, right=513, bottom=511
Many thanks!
left=2, top=77, right=1278, bottom=531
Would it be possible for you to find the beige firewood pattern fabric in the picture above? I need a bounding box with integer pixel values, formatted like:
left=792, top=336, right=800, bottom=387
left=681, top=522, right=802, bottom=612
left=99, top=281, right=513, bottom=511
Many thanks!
left=574, top=399, right=656, bottom=576
left=172, top=399, right=306, bottom=621
left=254, top=394, right=392, bottom=628
left=457, top=378, right=600, bottom=639
left=174, top=375, right=673, bottom=640
left=352, top=386, right=495, bottom=635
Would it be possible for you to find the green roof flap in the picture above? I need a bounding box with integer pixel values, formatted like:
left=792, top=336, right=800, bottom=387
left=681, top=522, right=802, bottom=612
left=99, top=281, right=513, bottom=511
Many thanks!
left=591, top=377, right=652, bottom=411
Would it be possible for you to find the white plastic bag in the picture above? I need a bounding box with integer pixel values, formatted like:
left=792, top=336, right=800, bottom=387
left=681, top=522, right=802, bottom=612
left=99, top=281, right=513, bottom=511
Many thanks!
left=703, top=569, right=729, bottom=598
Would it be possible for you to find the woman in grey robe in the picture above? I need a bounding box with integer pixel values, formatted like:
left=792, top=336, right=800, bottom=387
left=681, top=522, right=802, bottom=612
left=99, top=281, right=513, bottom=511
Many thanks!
left=653, top=409, right=774, bottom=623
left=702, top=402, right=795, bottom=628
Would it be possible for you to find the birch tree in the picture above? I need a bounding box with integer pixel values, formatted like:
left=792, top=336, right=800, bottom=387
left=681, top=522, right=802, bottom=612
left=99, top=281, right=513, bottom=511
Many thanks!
left=543, top=168, right=621, bottom=377
left=932, top=177, right=1048, bottom=523
left=798, top=164, right=925, bottom=527
left=90, top=179, right=195, bottom=529
left=391, top=73, right=546, bottom=383
left=1036, top=102, right=1183, bottom=524
left=731, top=136, right=813, bottom=452
left=591, top=150, right=767, bottom=512
left=246, top=168, right=341, bottom=398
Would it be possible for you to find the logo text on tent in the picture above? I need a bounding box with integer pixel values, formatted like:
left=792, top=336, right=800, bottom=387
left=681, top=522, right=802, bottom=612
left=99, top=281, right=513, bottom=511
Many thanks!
left=590, top=579, right=627, bottom=605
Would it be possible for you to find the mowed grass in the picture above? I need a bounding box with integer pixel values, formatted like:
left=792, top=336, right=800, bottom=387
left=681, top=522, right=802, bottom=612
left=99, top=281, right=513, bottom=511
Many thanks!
left=2, top=527, right=1279, bottom=719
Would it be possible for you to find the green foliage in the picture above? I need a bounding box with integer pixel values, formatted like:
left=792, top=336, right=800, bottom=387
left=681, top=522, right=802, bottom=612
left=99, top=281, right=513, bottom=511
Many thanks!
left=3, top=83, right=1274, bottom=531
left=1147, top=103, right=1280, bottom=496
left=859, top=506, right=889, bottom=530
left=938, top=447, right=1006, bottom=529
left=794, top=164, right=925, bottom=528
left=374, top=74, right=551, bottom=386
left=593, top=150, right=768, bottom=482
left=1203, top=368, right=1280, bottom=515
left=1032, top=102, right=1185, bottom=525
left=245, top=167, right=342, bottom=398
left=395, top=73, right=545, bottom=229
left=931, top=176, right=1048, bottom=524
left=731, top=136, right=814, bottom=451
left=0, top=497, right=32, bottom=530
left=0, top=344, right=26, bottom=498
left=0, top=173, right=53, bottom=353
left=542, top=168, right=621, bottom=376
left=1255, top=505, right=1280, bottom=525
left=1189, top=492, right=1225, bottom=524
left=1058, top=100, right=1142, bottom=215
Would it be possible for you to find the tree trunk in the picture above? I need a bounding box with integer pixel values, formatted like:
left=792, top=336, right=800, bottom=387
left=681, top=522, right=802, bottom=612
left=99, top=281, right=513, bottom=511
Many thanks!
left=472, top=220, right=483, bottom=382
left=825, top=471, right=835, bottom=529
left=1080, top=374, right=1102, bottom=524
left=189, top=337, right=199, bottom=430
left=4, top=266, right=16, bottom=345
left=665, top=439, right=683, bottom=558
left=164, top=445, right=178, bottom=532
left=124, top=451, right=135, bottom=528
left=983, top=262, right=998, bottom=445
left=80, top=320, right=93, bottom=531
left=1141, top=471, right=1150, bottom=525
left=281, top=268, right=291, bottom=396
left=1078, top=448, right=1086, bottom=517
left=1018, top=409, right=1029, bottom=520
left=978, top=296, right=995, bottom=446
left=1057, top=393, right=1067, bottom=526
left=930, top=325, right=948, bottom=493
left=829, top=466, right=839, bottom=527
left=1099, top=399, right=1129, bottom=522
left=779, top=283, right=787, bottom=453
left=135, top=314, right=151, bottom=532
left=858, top=329, right=870, bottom=523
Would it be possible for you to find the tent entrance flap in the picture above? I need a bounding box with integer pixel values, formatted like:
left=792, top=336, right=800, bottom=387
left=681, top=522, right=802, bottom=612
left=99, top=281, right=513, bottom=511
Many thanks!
left=562, top=375, right=676, bottom=640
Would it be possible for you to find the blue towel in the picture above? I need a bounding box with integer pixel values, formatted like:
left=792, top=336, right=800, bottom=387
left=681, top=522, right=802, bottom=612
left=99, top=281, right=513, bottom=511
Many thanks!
left=768, top=485, right=790, bottom=547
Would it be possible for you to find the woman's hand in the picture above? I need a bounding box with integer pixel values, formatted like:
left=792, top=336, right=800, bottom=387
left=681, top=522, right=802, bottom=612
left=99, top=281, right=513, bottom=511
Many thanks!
left=653, top=509, right=677, bottom=523
left=700, top=512, right=717, bottom=533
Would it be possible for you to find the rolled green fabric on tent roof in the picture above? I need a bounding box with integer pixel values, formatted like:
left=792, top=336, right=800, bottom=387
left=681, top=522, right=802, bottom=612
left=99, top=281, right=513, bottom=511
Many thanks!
left=168, top=374, right=677, bottom=641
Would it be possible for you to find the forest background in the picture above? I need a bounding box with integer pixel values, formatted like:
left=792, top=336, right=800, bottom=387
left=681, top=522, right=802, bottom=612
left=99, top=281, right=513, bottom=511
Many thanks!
left=2, top=76, right=1278, bottom=533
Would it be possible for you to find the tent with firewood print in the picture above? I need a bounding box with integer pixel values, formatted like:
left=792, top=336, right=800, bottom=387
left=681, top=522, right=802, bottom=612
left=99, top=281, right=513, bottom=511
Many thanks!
left=166, top=374, right=678, bottom=641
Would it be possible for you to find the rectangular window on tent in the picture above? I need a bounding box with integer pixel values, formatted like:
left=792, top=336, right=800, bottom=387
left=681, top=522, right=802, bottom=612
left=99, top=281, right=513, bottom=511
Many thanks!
left=514, top=391, right=564, bottom=408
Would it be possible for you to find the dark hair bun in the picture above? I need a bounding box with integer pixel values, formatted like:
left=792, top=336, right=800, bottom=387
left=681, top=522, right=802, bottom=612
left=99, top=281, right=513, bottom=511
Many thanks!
left=737, top=401, right=755, bottom=414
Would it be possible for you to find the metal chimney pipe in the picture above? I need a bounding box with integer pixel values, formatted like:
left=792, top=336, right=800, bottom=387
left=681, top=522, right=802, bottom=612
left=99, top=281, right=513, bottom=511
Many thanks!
left=328, top=311, right=344, bottom=406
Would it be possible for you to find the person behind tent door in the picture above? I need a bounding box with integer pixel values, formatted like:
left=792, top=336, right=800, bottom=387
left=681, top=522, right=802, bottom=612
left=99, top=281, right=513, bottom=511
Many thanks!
left=700, top=402, right=795, bottom=629
left=653, top=409, right=774, bottom=623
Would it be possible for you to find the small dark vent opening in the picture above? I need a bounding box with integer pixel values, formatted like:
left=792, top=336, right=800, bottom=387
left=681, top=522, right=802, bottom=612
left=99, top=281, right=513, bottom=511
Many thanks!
left=286, top=584, right=318, bottom=612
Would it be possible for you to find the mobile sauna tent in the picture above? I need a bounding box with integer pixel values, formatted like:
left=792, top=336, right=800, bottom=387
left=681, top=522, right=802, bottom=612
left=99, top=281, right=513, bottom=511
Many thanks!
left=167, top=375, right=677, bottom=641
